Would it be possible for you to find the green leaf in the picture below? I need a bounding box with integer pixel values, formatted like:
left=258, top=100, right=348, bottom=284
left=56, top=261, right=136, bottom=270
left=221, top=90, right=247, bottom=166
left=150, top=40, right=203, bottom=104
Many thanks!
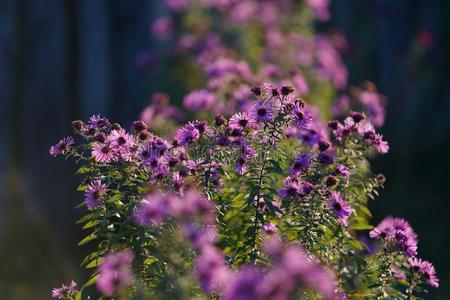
left=83, top=274, right=99, bottom=288
left=75, top=214, right=91, bottom=224
left=85, top=257, right=103, bottom=269
left=268, top=159, right=283, bottom=174
left=78, top=233, right=97, bottom=246
left=350, top=223, right=374, bottom=230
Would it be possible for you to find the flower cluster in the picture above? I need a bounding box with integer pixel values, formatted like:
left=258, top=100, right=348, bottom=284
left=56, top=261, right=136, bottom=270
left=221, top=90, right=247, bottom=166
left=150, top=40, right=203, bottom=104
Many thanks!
left=50, top=81, right=438, bottom=299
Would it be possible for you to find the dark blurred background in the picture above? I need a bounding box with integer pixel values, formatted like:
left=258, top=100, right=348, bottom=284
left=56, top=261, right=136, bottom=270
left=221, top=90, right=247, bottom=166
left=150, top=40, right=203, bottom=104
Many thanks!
left=0, top=0, right=449, bottom=299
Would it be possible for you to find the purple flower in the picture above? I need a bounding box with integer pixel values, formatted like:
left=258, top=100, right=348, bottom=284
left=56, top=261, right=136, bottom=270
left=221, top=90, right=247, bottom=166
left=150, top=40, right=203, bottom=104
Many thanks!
left=134, top=193, right=171, bottom=226
left=107, top=129, right=135, bottom=160
left=176, top=123, right=201, bottom=146
left=329, top=191, right=351, bottom=226
left=195, top=246, right=230, bottom=293
left=88, top=114, right=110, bottom=128
left=183, top=89, right=217, bottom=112
left=372, top=133, right=389, bottom=154
left=289, top=153, right=311, bottom=176
left=408, top=257, right=439, bottom=288
left=359, top=91, right=385, bottom=127
left=391, top=266, right=407, bottom=280
left=335, top=164, right=351, bottom=179
left=224, top=267, right=263, bottom=300
left=229, top=112, right=257, bottom=130
left=151, top=16, right=172, bottom=39
left=262, top=223, right=277, bottom=235
left=318, top=151, right=334, bottom=165
left=49, top=136, right=75, bottom=157
left=251, top=101, right=274, bottom=122
left=84, top=180, right=107, bottom=208
left=97, top=250, right=134, bottom=296
left=291, top=102, right=312, bottom=129
left=51, top=280, right=77, bottom=299
left=235, top=157, right=248, bottom=175
left=91, top=142, right=116, bottom=163
left=370, top=217, right=418, bottom=257
left=278, top=177, right=302, bottom=199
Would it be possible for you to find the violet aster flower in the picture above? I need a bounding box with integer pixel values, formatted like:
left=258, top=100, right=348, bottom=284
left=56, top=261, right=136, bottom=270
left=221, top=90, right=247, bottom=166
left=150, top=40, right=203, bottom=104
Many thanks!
left=49, top=136, right=75, bottom=157
left=84, top=180, right=107, bottom=208
left=91, top=142, right=116, bottom=163
left=335, top=164, right=351, bottom=179
left=134, top=194, right=170, bottom=226
left=195, top=246, right=230, bottom=293
left=370, top=217, right=418, bottom=256
left=88, top=114, right=110, bottom=128
left=224, top=267, right=263, bottom=300
left=329, top=191, right=351, bottom=226
left=262, top=223, right=277, bottom=235
left=51, top=280, right=78, bottom=299
left=372, top=133, right=389, bottom=154
left=318, top=151, right=334, bottom=165
left=279, top=177, right=302, bottom=199
left=291, top=102, right=312, bottom=129
left=97, top=250, right=134, bottom=296
left=176, top=123, right=201, bottom=146
left=251, top=101, right=274, bottom=122
left=183, top=89, right=216, bottom=112
left=151, top=16, right=172, bottom=39
left=289, top=153, right=311, bottom=176
left=235, top=157, right=248, bottom=175
left=229, top=112, right=257, bottom=130
left=408, top=257, right=439, bottom=288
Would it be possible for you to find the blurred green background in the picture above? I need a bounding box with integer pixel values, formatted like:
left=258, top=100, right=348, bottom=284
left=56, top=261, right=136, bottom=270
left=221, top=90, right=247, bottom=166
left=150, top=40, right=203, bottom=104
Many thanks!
left=0, top=0, right=449, bottom=299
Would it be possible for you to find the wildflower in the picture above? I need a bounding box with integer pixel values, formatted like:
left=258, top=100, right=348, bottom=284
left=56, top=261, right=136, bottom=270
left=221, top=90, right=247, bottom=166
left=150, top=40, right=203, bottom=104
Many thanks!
left=235, top=157, right=248, bottom=175
left=91, top=142, right=116, bottom=163
left=335, top=164, right=351, bottom=179
left=151, top=16, right=172, bottom=39
left=49, top=136, right=75, bottom=157
left=134, top=193, right=172, bottom=226
left=326, top=175, right=339, bottom=187
left=291, top=102, right=312, bottom=129
left=329, top=191, right=351, bottom=226
left=97, top=250, right=134, bottom=296
left=279, top=177, right=302, bottom=199
left=176, top=123, right=200, bottom=146
left=391, top=266, right=406, bottom=280
left=251, top=101, right=274, bottom=123
left=318, top=151, right=334, bottom=165
left=289, top=153, right=311, bottom=176
left=195, top=246, right=230, bottom=293
left=183, top=89, right=216, bottom=112
left=84, top=180, right=107, bottom=208
left=262, top=223, right=277, bottom=235
left=370, top=217, right=418, bottom=256
left=51, top=280, right=78, bottom=299
left=229, top=112, right=257, bottom=130
left=224, top=267, right=263, bottom=300
left=264, top=82, right=280, bottom=97
left=88, top=114, right=110, bottom=128
left=408, top=257, right=439, bottom=288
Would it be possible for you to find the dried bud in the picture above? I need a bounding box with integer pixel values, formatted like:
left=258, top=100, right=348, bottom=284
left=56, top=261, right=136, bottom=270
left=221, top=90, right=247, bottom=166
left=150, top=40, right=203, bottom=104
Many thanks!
left=326, top=175, right=339, bottom=187
left=133, top=120, right=148, bottom=132
left=112, top=123, right=122, bottom=130
left=71, top=120, right=84, bottom=132
left=214, top=115, right=226, bottom=127
left=328, top=120, right=339, bottom=130
left=318, top=141, right=330, bottom=152
left=351, top=112, right=365, bottom=123
left=250, top=86, right=262, bottom=96
left=281, top=85, right=295, bottom=96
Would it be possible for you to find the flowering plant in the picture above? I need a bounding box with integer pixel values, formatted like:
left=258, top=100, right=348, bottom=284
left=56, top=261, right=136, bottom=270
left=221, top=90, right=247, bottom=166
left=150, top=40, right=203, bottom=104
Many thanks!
left=51, top=83, right=437, bottom=299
